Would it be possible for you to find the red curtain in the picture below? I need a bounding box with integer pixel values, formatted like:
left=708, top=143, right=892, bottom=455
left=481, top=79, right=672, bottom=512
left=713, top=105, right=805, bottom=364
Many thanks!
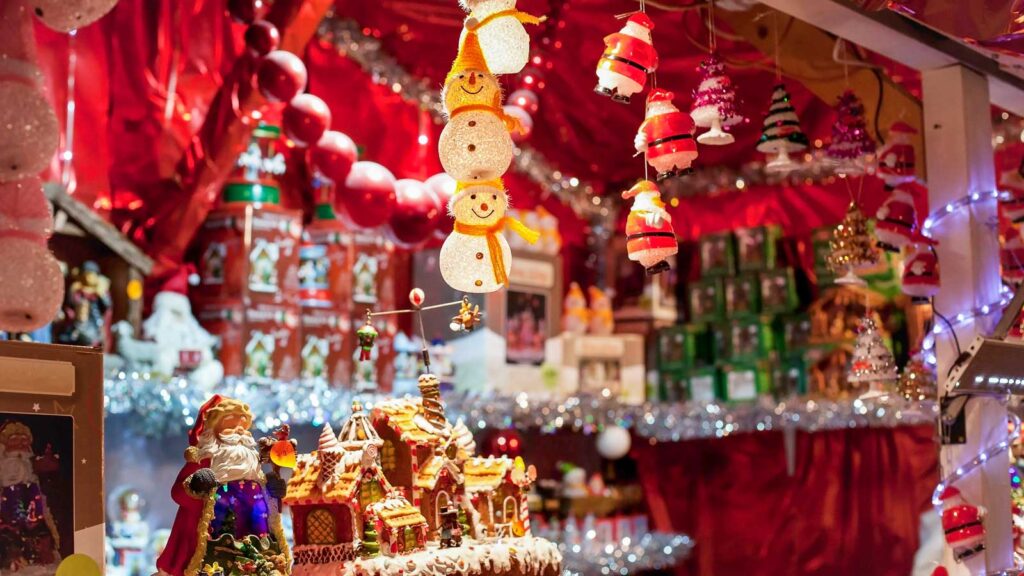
left=633, top=425, right=938, bottom=576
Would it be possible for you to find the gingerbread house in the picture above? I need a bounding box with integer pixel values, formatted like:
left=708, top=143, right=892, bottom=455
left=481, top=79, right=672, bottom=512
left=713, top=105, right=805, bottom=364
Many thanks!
left=464, top=456, right=535, bottom=538
left=366, top=494, right=430, bottom=557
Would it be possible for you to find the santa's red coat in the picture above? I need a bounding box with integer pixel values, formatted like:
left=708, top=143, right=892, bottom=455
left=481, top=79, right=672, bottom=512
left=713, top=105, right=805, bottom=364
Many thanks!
left=625, top=209, right=677, bottom=255
left=156, top=458, right=208, bottom=576
left=640, top=112, right=696, bottom=163
left=598, top=32, right=657, bottom=87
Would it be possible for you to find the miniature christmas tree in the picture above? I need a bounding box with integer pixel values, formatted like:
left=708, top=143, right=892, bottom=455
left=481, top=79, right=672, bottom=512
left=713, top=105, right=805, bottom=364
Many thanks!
left=826, top=90, right=875, bottom=175
left=847, top=316, right=897, bottom=397
left=756, top=83, right=808, bottom=173
left=691, top=54, right=743, bottom=145
left=418, top=373, right=448, bottom=429
left=897, top=349, right=937, bottom=402
left=827, top=202, right=877, bottom=285
left=362, top=523, right=380, bottom=558
left=458, top=505, right=471, bottom=536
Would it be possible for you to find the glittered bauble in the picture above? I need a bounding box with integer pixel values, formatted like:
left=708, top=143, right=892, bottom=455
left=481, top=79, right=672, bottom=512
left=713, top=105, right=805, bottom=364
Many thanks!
left=425, top=172, right=457, bottom=239
left=826, top=90, right=875, bottom=175
left=309, top=130, right=357, bottom=184
left=0, top=241, right=64, bottom=333
left=458, top=0, right=544, bottom=75
left=336, top=161, right=397, bottom=230
left=282, top=93, right=331, bottom=147
left=691, top=53, right=743, bottom=145
left=226, top=0, right=263, bottom=24
left=897, top=349, right=936, bottom=402
left=621, top=180, right=677, bottom=275
left=828, top=202, right=877, bottom=283
left=385, top=179, right=442, bottom=249
left=757, top=83, right=808, bottom=172
left=508, top=88, right=539, bottom=115
left=596, top=425, right=631, bottom=460
left=438, top=110, right=514, bottom=182
left=31, top=0, right=118, bottom=32
left=55, top=554, right=102, bottom=576
left=0, top=65, right=59, bottom=183
left=636, top=89, right=698, bottom=181
left=257, top=50, right=307, bottom=103
left=503, top=104, right=533, bottom=143
left=244, top=20, right=280, bottom=56
left=847, top=316, right=897, bottom=398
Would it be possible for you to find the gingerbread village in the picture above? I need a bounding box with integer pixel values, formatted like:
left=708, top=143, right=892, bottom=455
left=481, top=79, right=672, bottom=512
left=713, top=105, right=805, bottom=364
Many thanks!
left=283, top=373, right=561, bottom=575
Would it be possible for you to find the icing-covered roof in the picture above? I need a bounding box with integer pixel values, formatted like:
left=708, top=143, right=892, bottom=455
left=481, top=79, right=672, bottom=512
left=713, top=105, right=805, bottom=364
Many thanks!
left=371, top=495, right=429, bottom=530
left=463, top=456, right=515, bottom=493
left=414, top=455, right=464, bottom=491
left=373, top=397, right=443, bottom=446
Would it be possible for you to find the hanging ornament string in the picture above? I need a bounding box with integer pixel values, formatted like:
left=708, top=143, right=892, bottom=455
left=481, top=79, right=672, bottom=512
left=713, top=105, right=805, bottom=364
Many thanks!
left=707, top=0, right=717, bottom=53
left=61, top=30, right=78, bottom=190
left=772, top=12, right=782, bottom=83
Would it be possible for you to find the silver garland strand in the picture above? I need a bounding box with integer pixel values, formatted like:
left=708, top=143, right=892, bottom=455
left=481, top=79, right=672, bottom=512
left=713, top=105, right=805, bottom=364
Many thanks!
left=533, top=530, right=694, bottom=576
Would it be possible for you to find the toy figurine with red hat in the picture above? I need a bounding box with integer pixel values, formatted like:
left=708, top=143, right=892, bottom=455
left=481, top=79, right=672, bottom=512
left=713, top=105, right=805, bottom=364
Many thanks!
left=938, top=486, right=986, bottom=562
left=902, top=239, right=940, bottom=300
left=875, top=185, right=919, bottom=253
left=1001, top=223, right=1024, bottom=284
left=635, top=88, right=698, bottom=181
left=595, top=12, right=658, bottom=104
left=622, top=179, right=677, bottom=275
left=876, top=121, right=918, bottom=185
left=1000, top=157, right=1024, bottom=223
left=156, top=396, right=291, bottom=576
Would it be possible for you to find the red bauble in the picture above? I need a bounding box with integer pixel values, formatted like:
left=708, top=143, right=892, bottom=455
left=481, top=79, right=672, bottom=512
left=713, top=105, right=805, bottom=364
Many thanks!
left=337, top=161, right=397, bottom=230
left=227, top=0, right=263, bottom=23
left=503, top=105, right=533, bottom=143
left=484, top=429, right=523, bottom=458
left=257, top=51, right=307, bottom=103
left=245, top=20, right=280, bottom=56
left=425, top=173, right=456, bottom=239
left=309, top=131, right=358, bottom=184
left=386, top=179, right=441, bottom=248
left=508, top=89, right=539, bottom=115
left=282, top=94, right=331, bottom=147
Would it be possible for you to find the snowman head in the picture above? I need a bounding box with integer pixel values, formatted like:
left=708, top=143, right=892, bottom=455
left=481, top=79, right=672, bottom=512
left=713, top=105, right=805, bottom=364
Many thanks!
left=450, top=181, right=508, bottom=226
left=443, top=69, right=503, bottom=114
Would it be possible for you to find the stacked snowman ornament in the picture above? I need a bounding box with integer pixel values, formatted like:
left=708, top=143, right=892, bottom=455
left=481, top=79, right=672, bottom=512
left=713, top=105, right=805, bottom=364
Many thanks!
left=438, top=14, right=541, bottom=294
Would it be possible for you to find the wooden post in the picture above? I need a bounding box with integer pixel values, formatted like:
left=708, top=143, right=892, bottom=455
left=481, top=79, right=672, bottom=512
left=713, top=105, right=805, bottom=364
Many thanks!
left=922, top=64, right=1010, bottom=574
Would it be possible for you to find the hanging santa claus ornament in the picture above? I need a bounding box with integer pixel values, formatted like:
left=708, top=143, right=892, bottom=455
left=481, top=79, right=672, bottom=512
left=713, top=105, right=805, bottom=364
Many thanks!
left=691, top=53, right=743, bottom=145
left=635, top=88, right=698, bottom=181
left=1000, top=158, right=1024, bottom=223
left=1001, top=223, right=1024, bottom=284
left=901, top=239, right=940, bottom=301
left=439, top=180, right=539, bottom=293
left=874, top=185, right=918, bottom=252
left=458, top=0, right=545, bottom=75
left=756, top=83, right=808, bottom=173
left=622, top=180, right=677, bottom=275
left=876, top=121, right=917, bottom=185
left=594, top=12, right=658, bottom=104
left=938, top=486, right=986, bottom=562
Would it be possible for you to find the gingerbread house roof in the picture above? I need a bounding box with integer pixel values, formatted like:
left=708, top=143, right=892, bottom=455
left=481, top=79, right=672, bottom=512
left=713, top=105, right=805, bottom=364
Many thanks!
left=371, top=494, right=429, bottom=530
left=339, top=401, right=383, bottom=450
left=463, top=456, right=515, bottom=493
left=414, top=454, right=465, bottom=491
left=284, top=417, right=389, bottom=506
left=372, top=397, right=447, bottom=446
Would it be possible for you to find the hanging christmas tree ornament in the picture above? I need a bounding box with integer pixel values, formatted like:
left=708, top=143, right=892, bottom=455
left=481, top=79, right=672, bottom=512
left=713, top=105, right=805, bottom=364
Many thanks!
left=439, top=29, right=516, bottom=182
left=828, top=202, right=877, bottom=286
left=897, top=349, right=937, bottom=402
left=282, top=93, right=331, bottom=147
left=336, top=161, right=397, bottom=230
left=257, top=50, right=307, bottom=103
left=621, top=180, right=677, bottom=275
left=356, top=314, right=379, bottom=361
left=596, top=425, right=632, bottom=460
left=939, top=486, right=986, bottom=562
left=31, top=0, right=119, bottom=32
left=459, top=0, right=545, bottom=75
left=508, top=88, right=539, bottom=115
left=691, top=53, right=743, bottom=146
left=244, top=20, right=280, bottom=56
left=902, top=240, right=940, bottom=300
left=876, top=121, right=917, bottom=185
left=439, top=180, right=539, bottom=293
left=503, top=105, right=533, bottom=143
left=756, top=83, right=809, bottom=173
left=594, top=12, right=658, bottom=104
left=425, top=172, right=458, bottom=240
left=309, top=130, right=357, bottom=184
left=826, top=90, right=875, bottom=176
left=635, top=88, right=698, bottom=181
left=874, top=185, right=918, bottom=252
left=847, top=316, right=898, bottom=398
left=386, top=179, right=442, bottom=249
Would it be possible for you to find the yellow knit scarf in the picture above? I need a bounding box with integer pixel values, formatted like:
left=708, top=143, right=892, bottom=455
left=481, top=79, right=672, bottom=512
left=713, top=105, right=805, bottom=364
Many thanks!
left=454, top=216, right=539, bottom=285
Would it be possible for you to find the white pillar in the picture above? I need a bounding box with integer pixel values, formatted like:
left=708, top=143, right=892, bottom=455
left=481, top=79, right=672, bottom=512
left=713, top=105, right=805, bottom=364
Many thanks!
left=923, top=64, right=1010, bottom=574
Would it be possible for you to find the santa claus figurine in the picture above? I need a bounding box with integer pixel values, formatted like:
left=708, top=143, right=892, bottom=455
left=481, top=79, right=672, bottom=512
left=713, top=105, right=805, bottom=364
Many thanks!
left=939, top=486, right=986, bottom=562
left=875, top=185, right=918, bottom=252
left=635, top=88, right=698, bottom=181
left=622, top=179, right=677, bottom=275
left=594, top=12, right=657, bottom=104
left=1000, top=158, right=1024, bottom=223
left=156, top=396, right=290, bottom=576
left=1002, top=223, right=1024, bottom=284
left=876, top=121, right=917, bottom=185
left=902, top=240, right=939, bottom=300
left=0, top=421, right=60, bottom=574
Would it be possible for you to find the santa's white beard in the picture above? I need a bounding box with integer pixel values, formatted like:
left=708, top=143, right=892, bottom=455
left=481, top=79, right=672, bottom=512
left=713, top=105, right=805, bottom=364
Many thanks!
left=198, top=431, right=262, bottom=483
left=0, top=450, right=37, bottom=487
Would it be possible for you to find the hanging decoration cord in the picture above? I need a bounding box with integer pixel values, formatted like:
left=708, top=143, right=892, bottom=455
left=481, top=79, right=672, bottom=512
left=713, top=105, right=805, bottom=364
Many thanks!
left=707, top=0, right=717, bottom=53
left=772, top=12, right=781, bottom=83
left=366, top=297, right=472, bottom=370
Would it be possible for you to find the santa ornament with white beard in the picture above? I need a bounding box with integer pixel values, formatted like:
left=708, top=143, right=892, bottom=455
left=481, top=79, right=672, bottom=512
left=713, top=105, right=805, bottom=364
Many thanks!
left=142, top=271, right=223, bottom=390
left=0, top=421, right=60, bottom=575
left=156, top=396, right=290, bottom=576
left=594, top=12, right=657, bottom=104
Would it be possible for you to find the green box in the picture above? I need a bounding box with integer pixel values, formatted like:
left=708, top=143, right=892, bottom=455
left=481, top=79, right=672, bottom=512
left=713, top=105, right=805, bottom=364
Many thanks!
left=710, top=324, right=729, bottom=364
left=726, top=274, right=761, bottom=318
left=719, top=361, right=772, bottom=402
left=759, top=268, right=799, bottom=314
left=735, top=226, right=781, bottom=272
left=659, top=368, right=688, bottom=402
left=811, top=227, right=836, bottom=285
left=688, top=278, right=725, bottom=323
left=772, top=355, right=808, bottom=399
left=657, top=324, right=712, bottom=371
left=687, top=366, right=721, bottom=403
left=699, top=232, right=736, bottom=277
left=726, top=316, right=775, bottom=362
left=777, top=313, right=812, bottom=356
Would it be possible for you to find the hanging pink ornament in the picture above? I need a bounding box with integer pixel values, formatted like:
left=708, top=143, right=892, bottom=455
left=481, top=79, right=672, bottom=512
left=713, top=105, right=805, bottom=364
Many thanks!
left=691, top=53, right=743, bottom=145
left=244, top=20, right=279, bottom=56
left=282, top=93, right=331, bottom=147
left=257, top=50, right=307, bottom=103
left=425, top=172, right=457, bottom=239
left=386, top=179, right=441, bottom=249
left=227, top=0, right=264, bottom=24
left=309, top=131, right=357, bottom=184
left=31, top=0, right=118, bottom=32
left=337, top=161, right=397, bottom=230
left=826, top=90, right=875, bottom=175
left=508, top=89, right=539, bottom=115
left=502, top=105, right=533, bottom=143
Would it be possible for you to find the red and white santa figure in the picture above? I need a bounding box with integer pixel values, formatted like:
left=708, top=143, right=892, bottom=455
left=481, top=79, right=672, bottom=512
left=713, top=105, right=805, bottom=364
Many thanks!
left=876, top=121, right=917, bottom=185
left=594, top=12, right=657, bottom=104
left=875, top=185, right=918, bottom=252
left=1002, top=223, right=1024, bottom=284
left=939, top=486, right=986, bottom=562
left=622, top=179, right=677, bottom=275
left=635, top=88, right=698, bottom=181
left=1000, top=158, right=1024, bottom=223
left=902, top=239, right=939, bottom=300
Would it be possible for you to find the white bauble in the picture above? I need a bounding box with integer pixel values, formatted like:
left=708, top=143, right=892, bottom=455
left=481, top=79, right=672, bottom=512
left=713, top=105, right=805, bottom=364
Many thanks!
left=596, top=425, right=632, bottom=460
left=438, top=111, right=513, bottom=182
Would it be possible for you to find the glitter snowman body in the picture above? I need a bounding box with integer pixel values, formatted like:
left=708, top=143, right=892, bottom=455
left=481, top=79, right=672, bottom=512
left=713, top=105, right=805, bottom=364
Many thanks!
left=459, top=0, right=532, bottom=75
left=440, top=228, right=511, bottom=293
left=439, top=110, right=514, bottom=182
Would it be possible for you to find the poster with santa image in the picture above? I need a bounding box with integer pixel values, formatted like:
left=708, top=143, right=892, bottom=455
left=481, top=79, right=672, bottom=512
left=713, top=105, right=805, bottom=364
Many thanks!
left=0, top=414, right=73, bottom=575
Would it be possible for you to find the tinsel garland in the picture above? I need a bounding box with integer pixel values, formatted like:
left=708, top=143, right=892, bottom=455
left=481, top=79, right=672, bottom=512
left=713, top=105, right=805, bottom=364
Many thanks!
left=692, top=54, right=741, bottom=122
left=536, top=531, right=694, bottom=576
left=104, top=372, right=938, bottom=439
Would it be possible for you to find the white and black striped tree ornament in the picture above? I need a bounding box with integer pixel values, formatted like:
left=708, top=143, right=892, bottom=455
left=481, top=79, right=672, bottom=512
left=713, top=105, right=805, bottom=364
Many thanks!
left=756, top=83, right=809, bottom=173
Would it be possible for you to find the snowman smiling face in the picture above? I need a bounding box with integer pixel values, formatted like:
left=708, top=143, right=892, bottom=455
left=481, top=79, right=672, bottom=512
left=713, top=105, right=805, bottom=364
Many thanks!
left=451, top=184, right=507, bottom=226
left=443, top=68, right=502, bottom=112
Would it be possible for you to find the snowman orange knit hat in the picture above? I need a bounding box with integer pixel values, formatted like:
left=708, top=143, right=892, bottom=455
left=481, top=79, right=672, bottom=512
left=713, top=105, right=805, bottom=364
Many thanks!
left=449, top=179, right=506, bottom=212
left=446, top=27, right=490, bottom=85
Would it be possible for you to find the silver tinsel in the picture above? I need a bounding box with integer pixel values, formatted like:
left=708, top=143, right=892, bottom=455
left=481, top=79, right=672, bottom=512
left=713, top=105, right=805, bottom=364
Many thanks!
left=533, top=531, right=694, bottom=576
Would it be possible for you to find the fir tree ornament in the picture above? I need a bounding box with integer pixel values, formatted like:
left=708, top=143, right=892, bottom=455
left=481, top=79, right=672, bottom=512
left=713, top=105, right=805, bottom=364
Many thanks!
left=828, top=202, right=877, bottom=285
left=826, top=90, right=875, bottom=175
left=691, top=53, right=743, bottom=145
left=594, top=12, right=658, bottom=104
left=756, top=83, right=808, bottom=173
left=897, top=349, right=937, bottom=402
left=847, top=316, right=898, bottom=398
